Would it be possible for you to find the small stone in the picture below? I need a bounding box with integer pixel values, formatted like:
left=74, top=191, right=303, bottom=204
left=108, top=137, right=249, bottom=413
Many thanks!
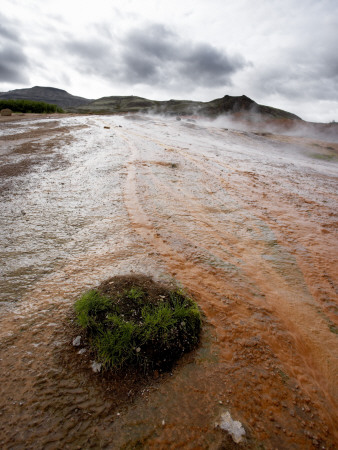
left=78, top=348, right=86, bottom=355
left=217, top=411, right=246, bottom=444
left=73, top=336, right=81, bottom=346
left=91, top=361, right=102, bottom=373
left=136, top=347, right=141, bottom=353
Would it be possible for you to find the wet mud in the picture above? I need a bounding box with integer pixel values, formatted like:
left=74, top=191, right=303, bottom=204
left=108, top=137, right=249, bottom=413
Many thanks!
left=0, top=114, right=337, bottom=449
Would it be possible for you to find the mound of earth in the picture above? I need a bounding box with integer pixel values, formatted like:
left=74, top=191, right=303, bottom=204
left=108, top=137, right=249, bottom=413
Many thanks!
left=73, top=275, right=202, bottom=374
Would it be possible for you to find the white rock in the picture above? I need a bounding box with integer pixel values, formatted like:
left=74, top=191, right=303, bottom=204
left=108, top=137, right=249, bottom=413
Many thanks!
left=91, top=361, right=102, bottom=373
left=72, top=335, right=81, bottom=346
left=217, top=411, right=246, bottom=444
left=78, top=348, right=87, bottom=355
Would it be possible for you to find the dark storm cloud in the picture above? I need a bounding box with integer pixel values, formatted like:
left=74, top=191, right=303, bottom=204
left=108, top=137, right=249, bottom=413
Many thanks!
left=62, top=23, right=247, bottom=89
left=121, top=24, right=246, bottom=87
left=179, top=43, right=245, bottom=85
left=0, top=15, right=30, bottom=84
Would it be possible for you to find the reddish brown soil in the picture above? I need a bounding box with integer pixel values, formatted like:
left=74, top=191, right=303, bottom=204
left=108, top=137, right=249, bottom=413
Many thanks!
left=0, top=114, right=337, bottom=449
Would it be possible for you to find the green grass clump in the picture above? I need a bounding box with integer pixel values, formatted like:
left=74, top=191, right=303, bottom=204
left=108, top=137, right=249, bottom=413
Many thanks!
left=74, top=290, right=112, bottom=329
left=74, top=280, right=201, bottom=372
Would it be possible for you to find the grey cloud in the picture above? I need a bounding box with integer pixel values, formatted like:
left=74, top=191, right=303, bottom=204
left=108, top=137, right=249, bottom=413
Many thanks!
left=66, top=40, right=110, bottom=61
left=0, top=23, right=17, bottom=41
left=254, top=50, right=338, bottom=103
left=125, top=25, right=176, bottom=60
left=121, top=24, right=246, bottom=87
left=120, top=25, right=176, bottom=84
left=0, top=15, right=30, bottom=84
left=122, top=53, right=159, bottom=83
left=180, top=43, right=245, bottom=85
left=62, top=23, right=247, bottom=90
left=0, top=46, right=29, bottom=84
left=250, top=5, right=338, bottom=103
left=62, top=37, right=116, bottom=80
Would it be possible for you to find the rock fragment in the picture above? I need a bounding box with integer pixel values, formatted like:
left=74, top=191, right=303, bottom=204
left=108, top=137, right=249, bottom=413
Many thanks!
left=72, top=335, right=81, bottom=346
left=91, top=361, right=102, bottom=373
left=216, top=411, right=246, bottom=444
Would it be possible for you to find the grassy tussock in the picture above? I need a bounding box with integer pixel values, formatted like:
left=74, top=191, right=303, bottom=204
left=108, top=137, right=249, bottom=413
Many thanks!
left=74, top=282, right=201, bottom=372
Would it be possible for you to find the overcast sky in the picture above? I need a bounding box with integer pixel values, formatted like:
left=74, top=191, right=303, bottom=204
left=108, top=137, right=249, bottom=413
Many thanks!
left=1, top=0, right=337, bottom=122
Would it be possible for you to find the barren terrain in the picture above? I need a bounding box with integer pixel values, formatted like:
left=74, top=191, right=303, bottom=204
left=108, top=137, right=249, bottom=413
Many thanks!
left=0, top=113, right=337, bottom=449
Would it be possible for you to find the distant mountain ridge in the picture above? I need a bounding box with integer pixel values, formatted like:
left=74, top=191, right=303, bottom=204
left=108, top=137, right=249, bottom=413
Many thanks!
left=75, top=94, right=301, bottom=120
left=0, top=86, right=92, bottom=109
left=0, top=86, right=301, bottom=120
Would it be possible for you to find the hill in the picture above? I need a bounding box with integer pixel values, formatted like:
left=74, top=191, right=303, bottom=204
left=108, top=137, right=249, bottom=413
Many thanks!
left=0, top=86, right=301, bottom=120
left=75, top=94, right=301, bottom=120
left=0, top=86, right=92, bottom=109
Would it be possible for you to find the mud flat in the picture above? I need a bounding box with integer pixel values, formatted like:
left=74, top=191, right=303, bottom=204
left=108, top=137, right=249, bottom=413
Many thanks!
left=0, top=113, right=337, bottom=448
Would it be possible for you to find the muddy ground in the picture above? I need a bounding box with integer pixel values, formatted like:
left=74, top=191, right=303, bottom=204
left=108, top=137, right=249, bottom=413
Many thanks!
left=0, top=113, right=337, bottom=449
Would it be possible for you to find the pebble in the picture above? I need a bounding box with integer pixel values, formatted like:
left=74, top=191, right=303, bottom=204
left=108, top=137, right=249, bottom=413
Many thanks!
left=91, top=361, right=102, bottom=373
left=72, top=336, right=81, bottom=346
left=217, top=411, right=246, bottom=444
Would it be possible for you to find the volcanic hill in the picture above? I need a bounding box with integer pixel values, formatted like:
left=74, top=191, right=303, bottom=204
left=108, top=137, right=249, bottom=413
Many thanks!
left=74, top=94, right=301, bottom=120
left=0, top=86, right=92, bottom=109
left=0, top=86, right=301, bottom=120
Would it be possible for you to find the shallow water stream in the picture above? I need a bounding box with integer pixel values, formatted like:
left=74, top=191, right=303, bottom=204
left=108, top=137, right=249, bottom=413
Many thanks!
left=0, top=114, right=337, bottom=448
